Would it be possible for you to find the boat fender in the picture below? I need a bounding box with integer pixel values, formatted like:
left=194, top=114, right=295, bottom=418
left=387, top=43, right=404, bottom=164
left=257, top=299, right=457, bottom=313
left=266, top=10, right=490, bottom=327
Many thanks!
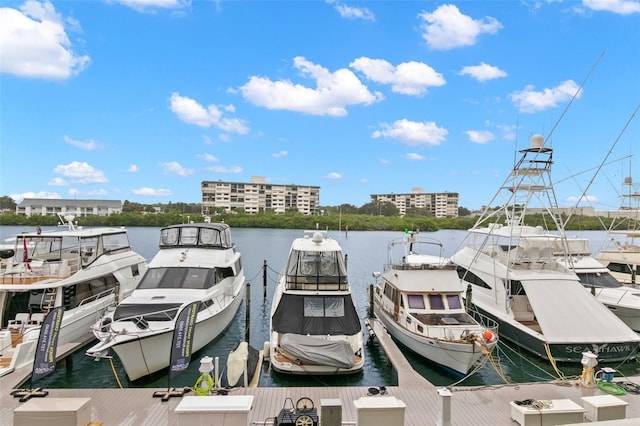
left=194, top=373, right=214, bottom=396
left=483, top=330, right=494, bottom=341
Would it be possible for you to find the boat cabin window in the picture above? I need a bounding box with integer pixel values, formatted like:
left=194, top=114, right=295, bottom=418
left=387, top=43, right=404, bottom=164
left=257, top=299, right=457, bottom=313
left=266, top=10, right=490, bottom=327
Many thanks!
left=304, top=297, right=345, bottom=318
left=407, top=294, right=425, bottom=309
left=137, top=267, right=215, bottom=290
left=162, top=228, right=180, bottom=245
left=576, top=272, right=622, bottom=288
left=102, top=233, right=130, bottom=254
left=63, top=275, right=119, bottom=309
left=606, top=262, right=634, bottom=275
left=159, top=225, right=232, bottom=248
left=180, top=227, right=198, bottom=245
left=456, top=266, right=492, bottom=290
left=446, top=294, right=462, bottom=309
left=428, top=294, right=444, bottom=310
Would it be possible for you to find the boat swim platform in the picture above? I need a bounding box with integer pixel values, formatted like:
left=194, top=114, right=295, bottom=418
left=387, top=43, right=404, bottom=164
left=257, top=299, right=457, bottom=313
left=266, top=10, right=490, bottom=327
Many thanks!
left=1, top=326, right=640, bottom=425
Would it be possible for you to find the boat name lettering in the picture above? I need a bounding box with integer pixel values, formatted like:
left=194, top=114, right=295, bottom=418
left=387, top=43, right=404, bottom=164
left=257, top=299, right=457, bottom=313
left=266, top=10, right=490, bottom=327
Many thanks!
left=565, top=345, right=631, bottom=354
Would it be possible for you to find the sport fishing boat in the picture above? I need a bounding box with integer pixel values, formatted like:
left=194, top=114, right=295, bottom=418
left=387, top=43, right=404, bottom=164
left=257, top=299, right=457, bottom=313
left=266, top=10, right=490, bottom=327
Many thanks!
left=267, top=230, right=364, bottom=374
left=86, top=223, right=245, bottom=381
left=0, top=215, right=147, bottom=377
left=450, top=135, right=640, bottom=363
left=372, top=232, right=498, bottom=376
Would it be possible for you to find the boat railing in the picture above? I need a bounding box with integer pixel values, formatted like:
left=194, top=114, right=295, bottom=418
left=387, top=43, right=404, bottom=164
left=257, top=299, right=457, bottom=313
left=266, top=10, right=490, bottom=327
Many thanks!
left=77, top=287, right=116, bottom=307
left=285, top=275, right=349, bottom=291
left=0, top=258, right=76, bottom=284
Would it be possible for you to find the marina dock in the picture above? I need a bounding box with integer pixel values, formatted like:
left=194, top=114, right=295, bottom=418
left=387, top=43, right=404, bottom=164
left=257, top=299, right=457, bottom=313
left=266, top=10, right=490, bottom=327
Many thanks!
left=2, top=320, right=640, bottom=425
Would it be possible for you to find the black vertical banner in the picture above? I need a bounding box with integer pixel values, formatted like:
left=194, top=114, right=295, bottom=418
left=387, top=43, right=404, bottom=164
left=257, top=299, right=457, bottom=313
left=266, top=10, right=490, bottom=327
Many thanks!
left=31, top=307, right=64, bottom=383
left=168, top=302, right=198, bottom=380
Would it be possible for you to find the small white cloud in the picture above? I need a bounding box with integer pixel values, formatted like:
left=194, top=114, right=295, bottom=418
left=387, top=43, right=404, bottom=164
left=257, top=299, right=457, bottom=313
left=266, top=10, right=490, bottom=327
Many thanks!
left=131, top=187, right=173, bottom=196
left=53, top=161, right=108, bottom=184
left=325, top=172, right=343, bottom=179
left=111, top=0, right=190, bottom=12
left=351, top=58, right=445, bottom=96
left=160, top=161, right=195, bottom=177
left=360, top=178, right=368, bottom=183
left=405, top=153, right=426, bottom=161
left=11, top=191, right=61, bottom=203
left=272, top=150, right=288, bottom=158
left=48, top=177, right=68, bottom=186
left=418, top=4, right=502, bottom=50
left=466, top=130, right=495, bottom=144
left=169, top=93, right=249, bottom=134
left=327, top=0, right=375, bottom=21
left=127, top=164, right=139, bottom=173
left=207, top=165, right=243, bottom=174
left=372, top=119, right=448, bottom=146
left=198, top=153, right=219, bottom=162
left=459, top=62, right=507, bottom=82
left=64, top=135, right=103, bottom=150
left=379, top=158, right=391, bottom=165
left=0, top=0, right=90, bottom=79
left=564, top=194, right=599, bottom=206
left=510, top=80, right=581, bottom=113
left=239, top=56, right=383, bottom=116
left=583, top=0, right=640, bottom=15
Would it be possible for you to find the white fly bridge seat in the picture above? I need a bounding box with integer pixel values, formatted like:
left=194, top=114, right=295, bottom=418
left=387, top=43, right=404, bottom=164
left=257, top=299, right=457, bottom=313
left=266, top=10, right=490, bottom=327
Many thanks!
left=7, top=313, right=30, bottom=331
left=29, top=313, right=46, bottom=326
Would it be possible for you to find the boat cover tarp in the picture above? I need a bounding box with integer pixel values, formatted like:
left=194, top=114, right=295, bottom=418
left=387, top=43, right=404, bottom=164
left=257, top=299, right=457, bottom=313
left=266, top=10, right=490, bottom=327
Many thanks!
left=280, top=333, right=355, bottom=369
left=271, top=294, right=361, bottom=335
left=224, top=341, right=259, bottom=387
left=522, top=279, right=640, bottom=344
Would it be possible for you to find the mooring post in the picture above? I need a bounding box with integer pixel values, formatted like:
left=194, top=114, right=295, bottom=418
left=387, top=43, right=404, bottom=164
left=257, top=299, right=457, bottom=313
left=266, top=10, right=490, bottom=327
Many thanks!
left=437, top=387, right=452, bottom=426
left=368, top=284, right=374, bottom=318
left=245, top=283, right=250, bottom=342
left=263, top=260, right=267, bottom=298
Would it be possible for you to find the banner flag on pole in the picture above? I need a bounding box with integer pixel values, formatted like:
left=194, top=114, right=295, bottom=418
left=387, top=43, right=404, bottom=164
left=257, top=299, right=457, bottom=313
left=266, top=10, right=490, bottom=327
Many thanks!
left=168, top=302, right=199, bottom=381
left=31, top=307, right=64, bottom=383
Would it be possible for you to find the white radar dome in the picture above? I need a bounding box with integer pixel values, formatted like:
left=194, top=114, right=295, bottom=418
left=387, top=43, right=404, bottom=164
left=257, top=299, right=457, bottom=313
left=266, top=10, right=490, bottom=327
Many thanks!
left=530, top=134, right=544, bottom=149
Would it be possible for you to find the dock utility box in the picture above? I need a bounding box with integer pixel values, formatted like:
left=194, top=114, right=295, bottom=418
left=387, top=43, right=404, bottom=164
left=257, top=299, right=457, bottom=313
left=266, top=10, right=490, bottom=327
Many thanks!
left=510, top=399, right=585, bottom=426
left=353, top=396, right=406, bottom=426
left=174, top=395, right=253, bottom=426
left=581, top=394, right=628, bottom=422
left=13, top=397, right=91, bottom=426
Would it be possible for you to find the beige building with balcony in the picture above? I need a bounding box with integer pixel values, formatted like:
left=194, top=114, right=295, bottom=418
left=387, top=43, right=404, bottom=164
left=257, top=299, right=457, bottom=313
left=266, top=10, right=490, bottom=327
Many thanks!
left=370, top=188, right=459, bottom=218
left=201, top=177, right=320, bottom=215
left=16, top=198, right=122, bottom=217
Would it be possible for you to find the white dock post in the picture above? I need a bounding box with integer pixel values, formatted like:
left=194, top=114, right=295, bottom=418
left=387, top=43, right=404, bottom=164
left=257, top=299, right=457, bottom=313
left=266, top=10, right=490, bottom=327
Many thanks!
left=437, top=387, right=452, bottom=426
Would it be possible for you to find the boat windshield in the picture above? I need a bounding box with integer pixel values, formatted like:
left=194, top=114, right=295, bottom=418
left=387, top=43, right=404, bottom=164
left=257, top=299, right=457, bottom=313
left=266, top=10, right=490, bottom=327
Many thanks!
left=285, top=249, right=348, bottom=290
left=576, top=272, right=623, bottom=288
left=136, top=267, right=230, bottom=290
left=159, top=224, right=232, bottom=249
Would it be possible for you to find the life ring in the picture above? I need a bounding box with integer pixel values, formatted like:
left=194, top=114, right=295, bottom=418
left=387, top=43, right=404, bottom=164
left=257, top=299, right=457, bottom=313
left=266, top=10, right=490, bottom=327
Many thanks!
left=597, top=381, right=626, bottom=395
left=194, top=373, right=214, bottom=396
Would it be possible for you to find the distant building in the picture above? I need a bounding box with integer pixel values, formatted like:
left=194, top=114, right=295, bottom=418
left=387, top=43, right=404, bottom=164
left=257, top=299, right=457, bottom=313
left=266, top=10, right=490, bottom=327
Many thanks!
left=201, top=176, right=320, bottom=215
left=16, top=198, right=122, bottom=217
left=370, top=188, right=459, bottom=218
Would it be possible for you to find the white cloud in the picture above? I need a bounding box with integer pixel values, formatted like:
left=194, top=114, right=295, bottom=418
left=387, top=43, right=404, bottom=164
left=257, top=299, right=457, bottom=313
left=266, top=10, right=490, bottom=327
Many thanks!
left=110, top=0, right=191, bottom=12
left=53, top=161, right=108, bottom=184
left=418, top=4, right=502, bottom=50
left=372, top=119, right=448, bottom=146
left=466, top=130, right=495, bottom=144
left=327, top=0, right=375, bottom=21
left=207, top=165, right=243, bottom=173
left=160, top=161, right=195, bottom=177
left=405, top=153, right=426, bottom=161
left=131, top=187, right=173, bottom=196
left=11, top=191, right=61, bottom=203
left=564, top=194, right=600, bottom=206
left=459, top=62, right=507, bottom=82
left=379, top=158, right=391, bottom=165
left=583, top=0, right=640, bottom=15
left=169, top=93, right=249, bottom=134
left=0, top=0, right=90, bottom=79
left=325, top=172, right=343, bottom=179
left=64, top=135, right=103, bottom=150
left=350, top=58, right=445, bottom=95
left=510, top=80, right=581, bottom=113
left=239, top=56, right=383, bottom=116
left=48, top=177, right=67, bottom=186
left=272, top=151, right=288, bottom=158
left=198, top=153, right=219, bottom=162
left=127, top=164, right=139, bottom=172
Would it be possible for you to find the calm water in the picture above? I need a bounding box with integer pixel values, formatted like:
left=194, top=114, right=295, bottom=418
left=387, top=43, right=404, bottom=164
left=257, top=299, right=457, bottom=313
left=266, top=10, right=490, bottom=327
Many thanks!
left=2, top=226, right=638, bottom=389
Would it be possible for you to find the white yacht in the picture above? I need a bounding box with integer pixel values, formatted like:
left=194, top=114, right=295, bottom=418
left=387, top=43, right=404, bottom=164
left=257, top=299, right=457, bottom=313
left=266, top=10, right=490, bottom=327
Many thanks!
left=372, top=232, right=498, bottom=376
left=266, top=230, right=364, bottom=374
left=450, top=135, right=640, bottom=364
left=596, top=176, right=640, bottom=286
left=0, top=215, right=147, bottom=377
left=86, top=223, right=245, bottom=381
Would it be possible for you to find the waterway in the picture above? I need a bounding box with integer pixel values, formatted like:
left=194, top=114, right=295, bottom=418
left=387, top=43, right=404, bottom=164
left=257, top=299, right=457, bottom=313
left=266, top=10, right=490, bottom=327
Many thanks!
left=2, top=226, right=638, bottom=389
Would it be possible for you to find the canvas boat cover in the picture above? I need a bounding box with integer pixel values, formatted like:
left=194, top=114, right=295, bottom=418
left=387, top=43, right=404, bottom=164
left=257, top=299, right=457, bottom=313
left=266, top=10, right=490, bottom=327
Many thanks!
left=225, top=341, right=259, bottom=387
left=279, top=333, right=355, bottom=369
left=522, top=278, right=640, bottom=344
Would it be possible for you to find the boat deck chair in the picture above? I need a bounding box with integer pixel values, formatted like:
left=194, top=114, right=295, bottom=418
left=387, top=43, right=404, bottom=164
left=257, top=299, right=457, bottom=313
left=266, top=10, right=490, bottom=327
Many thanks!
left=29, top=313, right=46, bottom=326
left=7, top=313, right=30, bottom=331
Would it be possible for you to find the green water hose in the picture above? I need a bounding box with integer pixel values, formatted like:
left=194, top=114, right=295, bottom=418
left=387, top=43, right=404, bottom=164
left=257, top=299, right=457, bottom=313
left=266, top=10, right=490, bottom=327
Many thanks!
left=597, top=381, right=626, bottom=395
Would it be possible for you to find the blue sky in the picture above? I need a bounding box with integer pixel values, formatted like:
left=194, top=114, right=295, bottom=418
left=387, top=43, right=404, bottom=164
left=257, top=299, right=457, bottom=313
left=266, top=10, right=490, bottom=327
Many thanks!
left=1, top=0, right=639, bottom=211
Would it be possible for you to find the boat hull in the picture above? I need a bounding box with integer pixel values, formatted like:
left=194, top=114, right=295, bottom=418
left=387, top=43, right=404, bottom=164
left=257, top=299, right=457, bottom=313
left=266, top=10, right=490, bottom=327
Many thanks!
left=373, top=306, right=491, bottom=376
left=108, top=290, right=244, bottom=381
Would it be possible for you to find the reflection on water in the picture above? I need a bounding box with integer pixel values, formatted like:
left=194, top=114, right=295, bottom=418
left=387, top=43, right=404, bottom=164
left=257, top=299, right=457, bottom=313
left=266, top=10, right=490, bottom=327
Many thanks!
left=1, top=226, right=638, bottom=389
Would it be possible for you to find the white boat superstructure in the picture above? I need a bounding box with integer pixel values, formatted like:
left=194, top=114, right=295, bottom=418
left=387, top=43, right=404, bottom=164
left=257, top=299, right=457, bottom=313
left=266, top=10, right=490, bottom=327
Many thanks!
left=596, top=176, right=640, bottom=286
left=86, top=223, right=245, bottom=381
left=372, top=232, right=498, bottom=376
left=450, top=135, right=640, bottom=364
left=0, top=215, right=147, bottom=377
left=267, top=230, right=364, bottom=375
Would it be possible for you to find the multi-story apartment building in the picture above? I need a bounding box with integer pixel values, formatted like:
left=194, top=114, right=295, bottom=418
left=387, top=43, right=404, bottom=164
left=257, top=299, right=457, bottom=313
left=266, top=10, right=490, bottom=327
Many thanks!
left=16, top=198, right=122, bottom=217
left=370, top=188, right=459, bottom=218
left=201, top=177, right=320, bottom=215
